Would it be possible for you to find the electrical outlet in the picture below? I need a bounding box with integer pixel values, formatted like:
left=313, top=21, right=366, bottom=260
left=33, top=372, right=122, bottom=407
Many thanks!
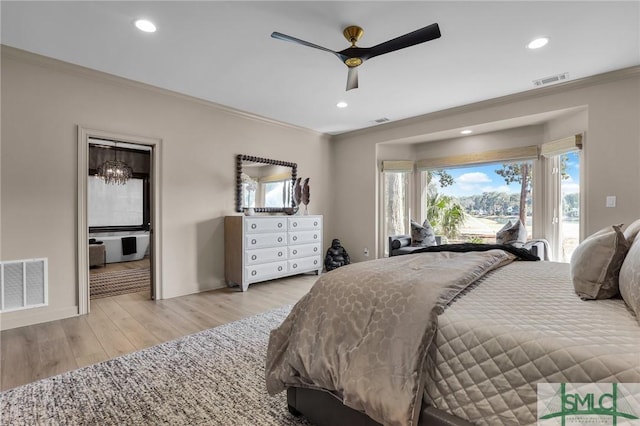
left=606, top=196, right=616, bottom=208
left=363, top=248, right=369, bottom=257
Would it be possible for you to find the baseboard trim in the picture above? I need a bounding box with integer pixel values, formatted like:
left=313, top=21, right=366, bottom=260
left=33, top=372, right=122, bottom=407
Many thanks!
left=0, top=306, right=78, bottom=330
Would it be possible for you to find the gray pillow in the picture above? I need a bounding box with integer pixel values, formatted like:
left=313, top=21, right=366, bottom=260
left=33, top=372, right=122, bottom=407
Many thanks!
left=410, top=220, right=437, bottom=247
left=570, top=224, right=630, bottom=300
left=624, top=218, right=640, bottom=244
left=496, top=219, right=527, bottom=247
left=619, top=236, right=640, bottom=324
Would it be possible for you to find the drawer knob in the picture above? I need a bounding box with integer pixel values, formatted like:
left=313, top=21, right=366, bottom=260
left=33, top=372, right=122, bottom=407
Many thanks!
left=313, top=247, right=318, bottom=252
left=313, top=234, right=318, bottom=239
left=251, top=270, right=257, bottom=276
left=251, top=255, right=257, bottom=260
left=293, top=263, right=297, bottom=269
left=293, top=250, right=297, bottom=255
left=314, top=221, right=318, bottom=226
left=251, top=239, right=257, bottom=245
left=293, top=236, right=297, bottom=241
left=278, top=266, right=283, bottom=272
left=314, top=260, right=318, bottom=265
left=251, top=223, right=257, bottom=229
left=278, top=252, right=283, bottom=257
left=293, top=222, right=297, bottom=227
left=278, top=223, right=283, bottom=228
left=278, top=237, right=283, bottom=243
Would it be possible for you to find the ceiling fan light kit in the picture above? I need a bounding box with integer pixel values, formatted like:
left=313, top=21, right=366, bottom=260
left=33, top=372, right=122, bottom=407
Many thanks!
left=271, top=23, right=441, bottom=91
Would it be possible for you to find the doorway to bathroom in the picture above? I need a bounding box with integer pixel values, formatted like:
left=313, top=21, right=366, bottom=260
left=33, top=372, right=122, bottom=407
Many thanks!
left=77, top=127, right=162, bottom=315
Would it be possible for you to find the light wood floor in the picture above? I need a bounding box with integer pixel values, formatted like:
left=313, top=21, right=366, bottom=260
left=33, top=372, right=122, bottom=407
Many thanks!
left=0, top=274, right=316, bottom=391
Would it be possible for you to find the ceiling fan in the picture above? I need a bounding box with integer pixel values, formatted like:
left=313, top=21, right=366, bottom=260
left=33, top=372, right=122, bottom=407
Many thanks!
left=271, top=23, right=441, bottom=91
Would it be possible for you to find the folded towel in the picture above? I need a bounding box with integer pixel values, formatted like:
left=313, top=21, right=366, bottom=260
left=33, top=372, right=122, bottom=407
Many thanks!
left=122, top=236, right=137, bottom=256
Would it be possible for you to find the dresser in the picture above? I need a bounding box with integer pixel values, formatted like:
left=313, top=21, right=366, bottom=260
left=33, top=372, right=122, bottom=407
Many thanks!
left=224, top=215, right=323, bottom=291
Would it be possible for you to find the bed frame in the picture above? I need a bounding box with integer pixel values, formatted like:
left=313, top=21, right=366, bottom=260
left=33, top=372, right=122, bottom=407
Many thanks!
left=286, top=387, right=474, bottom=426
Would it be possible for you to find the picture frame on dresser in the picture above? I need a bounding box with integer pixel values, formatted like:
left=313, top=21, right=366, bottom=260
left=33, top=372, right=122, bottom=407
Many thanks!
left=224, top=215, right=323, bottom=291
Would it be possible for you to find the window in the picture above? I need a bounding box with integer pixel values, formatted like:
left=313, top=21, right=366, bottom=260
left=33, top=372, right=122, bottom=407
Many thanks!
left=540, top=134, right=583, bottom=262
left=88, top=176, right=146, bottom=229
left=422, top=161, right=534, bottom=243
left=380, top=161, right=413, bottom=256
left=544, top=151, right=581, bottom=262
left=379, top=135, right=582, bottom=262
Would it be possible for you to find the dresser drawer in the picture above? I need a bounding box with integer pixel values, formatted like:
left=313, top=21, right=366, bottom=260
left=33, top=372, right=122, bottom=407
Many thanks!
left=289, top=230, right=321, bottom=245
left=245, top=217, right=287, bottom=234
left=245, top=232, right=287, bottom=249
left=289, top=243, right=321, bottom=259
left=288, top=256, right=321, bottom=272
left=288, top=216, right=322, bottom=231
left=245, top=261, right=288, bottom=283
left=245, top=246, right=287, bottom=265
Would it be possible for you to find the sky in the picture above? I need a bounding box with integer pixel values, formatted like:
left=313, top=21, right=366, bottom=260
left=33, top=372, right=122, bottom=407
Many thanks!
left=437, top=152, right=580, bottom=198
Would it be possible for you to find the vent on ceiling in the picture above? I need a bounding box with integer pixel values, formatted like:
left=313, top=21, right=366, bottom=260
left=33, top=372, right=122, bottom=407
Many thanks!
left=533, top=72, right=569, bottom=87
left=372, top=117, right=390, bottom=124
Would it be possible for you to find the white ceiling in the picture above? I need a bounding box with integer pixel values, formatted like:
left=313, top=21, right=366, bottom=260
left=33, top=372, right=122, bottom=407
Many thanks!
left=2, top=1, right=639, bottom=135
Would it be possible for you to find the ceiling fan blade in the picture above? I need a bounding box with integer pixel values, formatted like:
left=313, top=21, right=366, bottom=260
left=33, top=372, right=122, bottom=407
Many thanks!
left=271, top=32, right=338, bottom=56
left=366, top=23, right=441, bottom=60
left=346, top=67, right=359, bottom=91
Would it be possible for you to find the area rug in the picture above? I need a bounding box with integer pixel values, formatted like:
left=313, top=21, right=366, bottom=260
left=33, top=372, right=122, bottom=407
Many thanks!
left=0, top=306, right=312, bottom=426
left=90, top=268, right=150, bottom=299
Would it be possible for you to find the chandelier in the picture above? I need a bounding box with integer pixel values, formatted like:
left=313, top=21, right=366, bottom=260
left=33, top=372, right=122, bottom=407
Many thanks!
left=96, top=145, right=133, bottom=185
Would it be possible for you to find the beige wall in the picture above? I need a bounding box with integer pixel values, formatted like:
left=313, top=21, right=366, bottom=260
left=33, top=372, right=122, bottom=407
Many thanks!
left=0, top=47, right=331, bottom=329
left=333, top=69, right=640, bottom=261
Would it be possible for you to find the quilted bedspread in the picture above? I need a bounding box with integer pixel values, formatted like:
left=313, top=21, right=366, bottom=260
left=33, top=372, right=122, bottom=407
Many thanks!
left=266, top=250, right=516, bottom=426
left=425, top=261, right=640, bottom=425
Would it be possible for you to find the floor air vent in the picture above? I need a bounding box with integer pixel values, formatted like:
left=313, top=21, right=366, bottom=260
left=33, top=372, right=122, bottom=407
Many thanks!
left=533, top=72, right=569, bottom=87
left=0, top=258, right=48, bottom=312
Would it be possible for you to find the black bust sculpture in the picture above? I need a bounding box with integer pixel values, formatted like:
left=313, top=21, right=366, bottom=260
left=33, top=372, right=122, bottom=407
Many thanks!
left=324, top=238, right=351, bottom=271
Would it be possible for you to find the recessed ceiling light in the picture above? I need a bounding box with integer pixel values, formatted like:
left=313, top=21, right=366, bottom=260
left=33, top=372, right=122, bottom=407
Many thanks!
left=336, top=101, right=348, bottom=108
left=135, top=19, right=156, bottom=33
left=527, top=37, right=549, bottom=49
left=460, top=129, right=473, bottom=135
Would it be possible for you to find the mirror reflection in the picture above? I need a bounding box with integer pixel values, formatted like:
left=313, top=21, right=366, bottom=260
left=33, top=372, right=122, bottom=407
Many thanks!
left=236, top=155, right=297, bottom=213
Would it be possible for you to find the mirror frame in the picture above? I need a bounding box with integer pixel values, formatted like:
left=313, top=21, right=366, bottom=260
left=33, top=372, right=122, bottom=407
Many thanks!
left=235, top=154, right=298, bottom=213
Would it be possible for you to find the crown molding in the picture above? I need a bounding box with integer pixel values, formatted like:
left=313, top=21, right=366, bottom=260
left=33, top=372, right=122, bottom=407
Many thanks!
left=1, top=45, right=325, bottom=138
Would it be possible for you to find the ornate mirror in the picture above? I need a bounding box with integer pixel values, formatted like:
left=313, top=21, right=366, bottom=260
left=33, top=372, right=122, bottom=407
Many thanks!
left=235, top=154, right=297, bottom=213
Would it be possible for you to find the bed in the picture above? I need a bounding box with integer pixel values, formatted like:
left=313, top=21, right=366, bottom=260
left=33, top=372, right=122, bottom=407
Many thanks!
left=266, top=224, right=640, bottom=426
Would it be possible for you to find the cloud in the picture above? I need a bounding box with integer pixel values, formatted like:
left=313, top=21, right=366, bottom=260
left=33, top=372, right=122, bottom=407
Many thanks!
left=458, top=172, right=491, bottom=183
left=456, top=172, right=493, bottom=192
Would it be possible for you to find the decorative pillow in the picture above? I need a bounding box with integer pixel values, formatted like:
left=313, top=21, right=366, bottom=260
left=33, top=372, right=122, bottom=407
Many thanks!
left=619, top=236, right=640, bottom=323
left=410, top=220, right=437, bottom=247
left=624, top=218, right=640, bottom=244
left=495, top=220, right=527, bottom=247
left=570, top=224, right=630, bottom=300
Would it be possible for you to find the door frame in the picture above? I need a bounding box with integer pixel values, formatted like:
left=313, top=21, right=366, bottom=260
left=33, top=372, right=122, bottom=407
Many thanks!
left=77, top=126, right=163, bottom=315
